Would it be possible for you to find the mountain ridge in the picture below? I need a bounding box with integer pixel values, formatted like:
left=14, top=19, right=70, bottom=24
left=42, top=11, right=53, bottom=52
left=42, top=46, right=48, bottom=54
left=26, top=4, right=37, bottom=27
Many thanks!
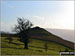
left=45, top=28, right=74, bottom=42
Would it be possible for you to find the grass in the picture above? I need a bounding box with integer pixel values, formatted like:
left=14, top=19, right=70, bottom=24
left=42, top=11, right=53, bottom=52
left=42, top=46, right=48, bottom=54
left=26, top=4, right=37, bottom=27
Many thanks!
left=1, top=37, right=73, bottom=55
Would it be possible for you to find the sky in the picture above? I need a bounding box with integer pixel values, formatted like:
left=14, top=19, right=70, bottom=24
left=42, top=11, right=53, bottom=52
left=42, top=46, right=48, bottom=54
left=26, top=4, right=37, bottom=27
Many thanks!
left=1, top=1, right=74, bottom=32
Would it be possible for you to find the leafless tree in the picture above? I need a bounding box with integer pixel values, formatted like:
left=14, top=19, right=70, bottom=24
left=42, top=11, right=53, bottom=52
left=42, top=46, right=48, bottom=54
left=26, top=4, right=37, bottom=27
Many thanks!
left=44, top=41, right=48, bottom=51
left=14, top=18, right=33, bottom=49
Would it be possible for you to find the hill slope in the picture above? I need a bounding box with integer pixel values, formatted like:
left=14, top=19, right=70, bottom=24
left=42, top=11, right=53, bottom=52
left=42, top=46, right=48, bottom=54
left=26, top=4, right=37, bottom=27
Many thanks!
left=45, top=28, right=74, bottom=42
left=1, top=27, right=74, bottom=49
left=28, top=27, right=74, bottom=49
left=1, top=37, right=73, bottom=55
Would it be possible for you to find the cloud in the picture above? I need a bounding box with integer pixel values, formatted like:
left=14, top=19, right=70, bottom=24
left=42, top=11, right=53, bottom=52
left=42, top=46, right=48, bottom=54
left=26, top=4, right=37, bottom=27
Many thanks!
left=1, top=21, right=17, bottom=32
left=1, top=22, right=10, bottom=32
left=32, top=16, right=45, bottom=20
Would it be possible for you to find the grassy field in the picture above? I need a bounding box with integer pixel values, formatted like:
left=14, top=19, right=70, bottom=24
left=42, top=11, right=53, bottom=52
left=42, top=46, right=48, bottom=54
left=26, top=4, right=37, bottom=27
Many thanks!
left=1, top=37, right=73, bottom=55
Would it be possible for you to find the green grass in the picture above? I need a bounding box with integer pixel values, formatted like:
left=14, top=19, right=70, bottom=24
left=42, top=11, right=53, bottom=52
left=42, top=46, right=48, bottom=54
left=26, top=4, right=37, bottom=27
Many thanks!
left=1, top=37, right=73, bottom=55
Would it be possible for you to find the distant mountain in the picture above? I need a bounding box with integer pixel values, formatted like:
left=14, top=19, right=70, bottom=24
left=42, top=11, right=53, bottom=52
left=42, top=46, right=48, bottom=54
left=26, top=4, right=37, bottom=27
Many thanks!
left=1, top=31, right=16, bottom=37
left=0, top=31, right=10, bottom=34
left=45, top=28, right=74, bottom=42
left=1, top=27, right=74, bottom=49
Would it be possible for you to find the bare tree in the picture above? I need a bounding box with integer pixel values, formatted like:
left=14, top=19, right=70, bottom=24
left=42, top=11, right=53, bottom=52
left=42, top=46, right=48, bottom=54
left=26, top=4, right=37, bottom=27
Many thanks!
left=14, top=18, right=33, bottom=49
left=44, top=41, right=48, bottom=51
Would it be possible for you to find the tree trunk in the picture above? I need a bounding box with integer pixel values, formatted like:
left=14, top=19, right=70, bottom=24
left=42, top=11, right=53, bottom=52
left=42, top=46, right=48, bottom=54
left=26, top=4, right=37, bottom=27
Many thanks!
left=24, top=42, right=28, bottom=49
left=9, top=40, right=11, bottom=44
left=9, top=40, right=12, bottom=44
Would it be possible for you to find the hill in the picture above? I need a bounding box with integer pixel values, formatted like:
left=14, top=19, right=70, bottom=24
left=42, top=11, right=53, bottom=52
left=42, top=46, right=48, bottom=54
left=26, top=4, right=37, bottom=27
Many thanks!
left=28, top=27, right=74, bottom=49
left=45, top=28, right=74, bottom=42
left=1, top=37, right=73, bottom=55
left=1, top=27, right=74, bottom=50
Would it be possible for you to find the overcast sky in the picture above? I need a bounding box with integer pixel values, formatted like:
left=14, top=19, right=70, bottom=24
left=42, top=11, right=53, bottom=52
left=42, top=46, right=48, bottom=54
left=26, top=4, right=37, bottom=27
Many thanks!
left=1, top=1, right=74, bottom=32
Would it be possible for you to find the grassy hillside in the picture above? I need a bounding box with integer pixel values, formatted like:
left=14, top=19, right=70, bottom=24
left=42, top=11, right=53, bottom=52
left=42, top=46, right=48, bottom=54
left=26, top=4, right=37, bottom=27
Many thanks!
left=28, top=27, right=74, bottom=49
left=1, top=37, right=73, bottom=55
